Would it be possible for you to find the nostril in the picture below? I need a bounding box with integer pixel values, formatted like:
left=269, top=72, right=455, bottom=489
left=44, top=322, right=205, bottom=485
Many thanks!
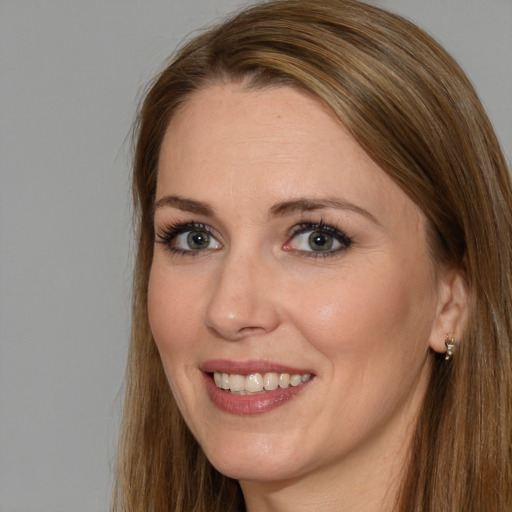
left=205, top=319, right=273, bottom=341
left=203, top=262, right=281, bottom=340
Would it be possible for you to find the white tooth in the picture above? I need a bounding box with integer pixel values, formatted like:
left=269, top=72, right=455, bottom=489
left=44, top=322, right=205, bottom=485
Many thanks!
left=221, top=373, right=230, bottom=390
left=278, top=373, right=290, bottom=388
left=263, top=372, right=278, bottom=391
left=216, top=371, right=310, bottom=391
left=229, top=374, right=245, bottom=392
left=245, top=373, right=264, bottom=392
left=290, top=374, right=302, bottom=387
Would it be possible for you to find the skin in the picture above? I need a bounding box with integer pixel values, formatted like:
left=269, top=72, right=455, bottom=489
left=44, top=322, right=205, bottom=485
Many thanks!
left=148, top=83, right=466, bottom=512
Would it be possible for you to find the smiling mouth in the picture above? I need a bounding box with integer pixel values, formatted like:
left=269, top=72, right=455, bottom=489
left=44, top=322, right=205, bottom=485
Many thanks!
left=212, top=371, right=312, bottom=394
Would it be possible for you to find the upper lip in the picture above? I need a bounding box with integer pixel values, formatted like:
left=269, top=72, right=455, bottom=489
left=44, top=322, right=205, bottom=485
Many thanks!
left=201, top=359, right=314, bottom=375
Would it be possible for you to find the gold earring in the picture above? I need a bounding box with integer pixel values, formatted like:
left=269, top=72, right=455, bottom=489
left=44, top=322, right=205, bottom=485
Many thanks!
left=444, top=335, right=456, bottom=360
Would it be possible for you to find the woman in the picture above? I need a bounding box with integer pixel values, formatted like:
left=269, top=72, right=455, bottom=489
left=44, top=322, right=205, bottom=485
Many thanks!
left=112, top=1, right=512, bottom=510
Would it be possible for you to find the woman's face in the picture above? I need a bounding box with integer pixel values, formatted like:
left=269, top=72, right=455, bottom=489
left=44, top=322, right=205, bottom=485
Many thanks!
left=149, top=84, right=452, bottom=484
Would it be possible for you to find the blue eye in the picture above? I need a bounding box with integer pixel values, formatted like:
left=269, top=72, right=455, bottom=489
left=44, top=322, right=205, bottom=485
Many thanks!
left=156, top=223, right=222, bottom=254
left=286, top=222, right=352, bottom=255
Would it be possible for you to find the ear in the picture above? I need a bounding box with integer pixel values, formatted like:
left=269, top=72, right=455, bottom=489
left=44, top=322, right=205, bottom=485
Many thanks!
left=429, top=265, right=469, bottom=354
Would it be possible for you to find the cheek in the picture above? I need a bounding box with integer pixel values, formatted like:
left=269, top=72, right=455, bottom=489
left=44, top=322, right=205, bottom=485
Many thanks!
left=147, top=265, right=205, bottom=418
left=284, top=261, right=437, bottom=361
left=147, top=264, right=202, bottom=357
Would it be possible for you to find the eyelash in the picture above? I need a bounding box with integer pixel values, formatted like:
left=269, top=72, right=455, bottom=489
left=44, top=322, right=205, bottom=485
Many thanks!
left=285, top=221, right=353, bottom=258
left=154, top=220, right=353, bottom=258
left=155, top=222, right=218, bottom=257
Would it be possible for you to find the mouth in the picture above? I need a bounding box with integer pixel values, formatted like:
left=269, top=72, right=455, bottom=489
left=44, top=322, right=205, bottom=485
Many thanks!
left=212, top=371, right=312, bottom=394
left=201, top=360, right=315, bottom=415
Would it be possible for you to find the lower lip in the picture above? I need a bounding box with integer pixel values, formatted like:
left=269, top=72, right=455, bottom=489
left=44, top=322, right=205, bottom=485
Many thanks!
left=203, top=373, right=311, bottom=415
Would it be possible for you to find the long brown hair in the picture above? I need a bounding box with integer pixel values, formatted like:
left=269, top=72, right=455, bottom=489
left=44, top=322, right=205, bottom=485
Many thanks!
left=112, top=1, right=512, bottom=510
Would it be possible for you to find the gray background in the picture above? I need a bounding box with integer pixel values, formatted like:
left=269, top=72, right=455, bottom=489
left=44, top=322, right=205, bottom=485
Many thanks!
left=0, top=1, right=510, bottom=511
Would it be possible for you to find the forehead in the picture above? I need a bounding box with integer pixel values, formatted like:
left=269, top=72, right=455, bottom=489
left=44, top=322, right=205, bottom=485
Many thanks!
left=160, top=84, right=347, bottom=173
left=157, top=83, right=421, bottom=226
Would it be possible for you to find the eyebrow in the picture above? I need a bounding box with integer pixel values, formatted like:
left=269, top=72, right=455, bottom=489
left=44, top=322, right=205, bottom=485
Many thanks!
left=269, top=198, right=381, bottom=225
left=153, top=194, right=380, bottom=225
left=153, top=195, right=214, bottom=216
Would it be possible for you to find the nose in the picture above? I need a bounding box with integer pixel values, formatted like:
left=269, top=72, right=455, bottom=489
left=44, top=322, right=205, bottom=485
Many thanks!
left=204, top=252, right=280, bottom=341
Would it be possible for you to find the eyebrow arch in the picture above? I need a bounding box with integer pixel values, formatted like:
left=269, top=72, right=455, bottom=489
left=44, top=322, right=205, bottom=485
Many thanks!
left=153, top=195, right=214, bottom=216
left=153, top=194, right=380, bottom=226
left=269, top=198, right=381, bottom=225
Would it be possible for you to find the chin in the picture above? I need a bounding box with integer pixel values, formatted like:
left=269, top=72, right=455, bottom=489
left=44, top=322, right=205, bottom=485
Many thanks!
left=210, top=456, right=300, bottom=483
left=199, top=430, right=310, bottom=482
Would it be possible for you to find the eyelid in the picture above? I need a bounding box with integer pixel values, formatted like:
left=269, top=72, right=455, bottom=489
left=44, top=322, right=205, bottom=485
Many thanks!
left=155, top=221, right=223, bottom=254
left=284, top=221, right=353, bottom=256
left=155, top=219, right=352, bottom=259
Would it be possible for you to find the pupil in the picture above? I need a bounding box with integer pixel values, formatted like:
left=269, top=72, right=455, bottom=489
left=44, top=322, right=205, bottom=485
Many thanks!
left=188, top=231, right=209, bottom=249
left=308, top=231, right=333, bottom=251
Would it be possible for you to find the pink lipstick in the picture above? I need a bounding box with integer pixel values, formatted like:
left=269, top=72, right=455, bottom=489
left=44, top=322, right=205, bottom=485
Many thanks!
left=201, top=360, right=314, bottom=415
